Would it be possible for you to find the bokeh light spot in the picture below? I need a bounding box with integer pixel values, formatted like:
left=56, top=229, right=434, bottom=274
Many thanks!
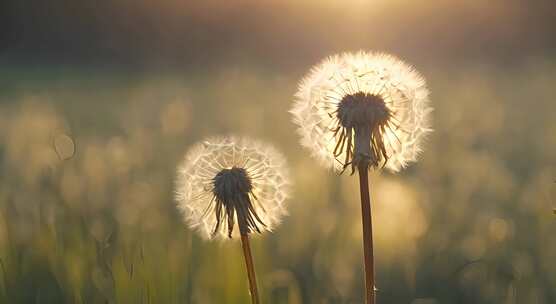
left=54, top=133, right=75, bottom=160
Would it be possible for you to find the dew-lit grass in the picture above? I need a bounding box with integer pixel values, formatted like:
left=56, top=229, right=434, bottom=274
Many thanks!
left=0, top=61, right=554, bottom=303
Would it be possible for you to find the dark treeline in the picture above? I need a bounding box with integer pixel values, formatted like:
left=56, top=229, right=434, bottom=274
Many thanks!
left=1, top=0, right=556, bottom=68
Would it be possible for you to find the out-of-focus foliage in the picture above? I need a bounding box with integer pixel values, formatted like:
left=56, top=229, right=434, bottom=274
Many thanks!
left=0, top=63, right=554, bottom=304
left=1, top=1, right=556, bottom=303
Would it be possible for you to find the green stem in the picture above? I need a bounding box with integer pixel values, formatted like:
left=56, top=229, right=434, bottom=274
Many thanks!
left=358, top=166, right=376, bottom=304
left=240, top=233, right=260, bottom=304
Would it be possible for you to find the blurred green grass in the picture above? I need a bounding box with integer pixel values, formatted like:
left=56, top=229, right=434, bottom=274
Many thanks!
left=0, top=59, right=555, bottom=304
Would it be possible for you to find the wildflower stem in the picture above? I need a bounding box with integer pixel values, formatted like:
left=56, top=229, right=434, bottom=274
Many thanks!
left=240, top=233, right=260, bottom=304
left=358, top=165, right=376, bottom=304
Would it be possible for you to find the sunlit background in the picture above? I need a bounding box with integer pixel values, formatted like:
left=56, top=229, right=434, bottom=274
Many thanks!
left=1, top=1, right=556, bottom=303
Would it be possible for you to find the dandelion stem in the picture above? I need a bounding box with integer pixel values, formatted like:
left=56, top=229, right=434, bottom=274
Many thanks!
left=240, top=233, right=260, bottom=304
left=358, top=165, right=376, bottom=304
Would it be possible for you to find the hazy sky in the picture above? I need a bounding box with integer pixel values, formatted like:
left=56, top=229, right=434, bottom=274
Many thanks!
left=2, top=0, right=556, bottom=68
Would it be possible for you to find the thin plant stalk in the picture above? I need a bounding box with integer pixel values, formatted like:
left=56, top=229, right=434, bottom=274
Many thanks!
left=358, top=165, right=376, bottom=304
left=240, top=233, right=260, bottom=304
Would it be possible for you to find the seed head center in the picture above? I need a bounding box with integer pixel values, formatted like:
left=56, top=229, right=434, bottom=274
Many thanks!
left=211, top=166, right=264, bottom=238
left=337, top=92, right=389, bottom=128
left=213, top=167, right=253, bottom=202
left=334, top=92, right=392, bottom=172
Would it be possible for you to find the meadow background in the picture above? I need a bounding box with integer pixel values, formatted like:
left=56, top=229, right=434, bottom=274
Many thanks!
left=1, top=1, right=555, bottom=303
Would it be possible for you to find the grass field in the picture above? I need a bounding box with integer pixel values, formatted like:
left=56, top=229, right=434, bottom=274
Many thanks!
left=0, top=61, right=555, bottom=303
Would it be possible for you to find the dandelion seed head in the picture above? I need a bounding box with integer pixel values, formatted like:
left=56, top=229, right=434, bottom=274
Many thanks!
left=291, top=51, right=432, bottom=173
left=175, top=136, right=290, bottom=240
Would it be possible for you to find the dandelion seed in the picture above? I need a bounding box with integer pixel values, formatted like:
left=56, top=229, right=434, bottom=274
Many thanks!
left=175, top=136, right=290, bottom=304
left=291, top=51, right=432, bottom=304
left=291, top=51, right=432, bottom=173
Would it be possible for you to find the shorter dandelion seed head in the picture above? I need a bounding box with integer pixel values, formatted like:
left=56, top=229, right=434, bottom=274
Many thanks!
left=175, top=136, right=290, bottom=240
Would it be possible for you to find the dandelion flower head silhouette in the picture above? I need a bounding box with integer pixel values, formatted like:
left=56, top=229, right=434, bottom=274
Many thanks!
left=175, top=136, right=290, bottom=240
left=291, top=51, right=432, bottom=173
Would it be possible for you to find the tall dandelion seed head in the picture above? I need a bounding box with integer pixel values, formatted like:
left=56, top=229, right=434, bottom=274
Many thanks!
left=291, top=51, right=432, bottom=173
left=175, top=136, right=290, bottom=240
